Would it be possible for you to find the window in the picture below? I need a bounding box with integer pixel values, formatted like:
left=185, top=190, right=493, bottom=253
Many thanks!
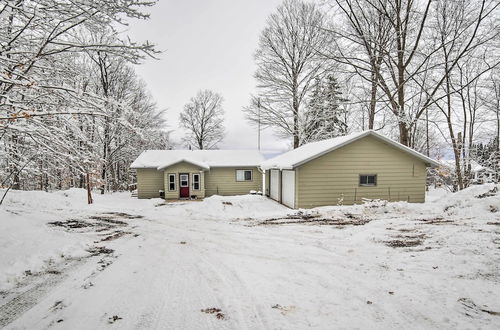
left=359, top=174, right=377, bottom=186
left=180, top=174, right=189, bottom=187
left=236, top=170, right=253, bottom=182
left=192, top=173, right=200, bottom=190
left=168, top=174, right=176, bottom=191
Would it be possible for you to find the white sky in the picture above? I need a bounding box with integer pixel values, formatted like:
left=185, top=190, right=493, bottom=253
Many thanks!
left=127, top=0, right=290, bottom=153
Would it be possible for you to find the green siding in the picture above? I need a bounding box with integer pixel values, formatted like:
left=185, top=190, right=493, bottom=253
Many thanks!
left=136, top=169, right=164, bottom=199
left=163, top=161, right=206, bottom=199
left=296, top=135, right=427, bottom=208
left=205, top=167, right=262, bottom=196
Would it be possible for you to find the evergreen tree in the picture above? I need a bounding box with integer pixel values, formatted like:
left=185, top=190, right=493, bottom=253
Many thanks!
left=301, top=74, right=348, bottom=144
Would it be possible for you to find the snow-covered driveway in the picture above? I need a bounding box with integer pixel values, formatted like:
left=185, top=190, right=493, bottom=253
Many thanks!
left=1, top=187, right=499, bottom=329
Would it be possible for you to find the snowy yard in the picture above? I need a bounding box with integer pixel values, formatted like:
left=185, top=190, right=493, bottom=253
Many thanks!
left=0, top=186, right=499, bottom=329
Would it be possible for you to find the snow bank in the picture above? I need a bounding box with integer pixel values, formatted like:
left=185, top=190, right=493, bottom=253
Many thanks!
left=161, top=194, right=290, bottom=221
left=293, top=184, right=500, bottom=224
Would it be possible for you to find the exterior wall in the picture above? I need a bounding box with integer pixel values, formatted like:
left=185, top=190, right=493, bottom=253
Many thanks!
left=296, top=135, right=427, bottom=208
left=136, top=168, right=164, bottom=199
left=163, top=161, right=206, bottom=199
left=204, top=167, right=262, bottom=196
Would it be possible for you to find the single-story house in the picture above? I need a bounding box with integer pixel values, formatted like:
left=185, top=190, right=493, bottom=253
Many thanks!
left=130, top=150, right=264, bottom=199
left=260, top=130, right=440, bottom=208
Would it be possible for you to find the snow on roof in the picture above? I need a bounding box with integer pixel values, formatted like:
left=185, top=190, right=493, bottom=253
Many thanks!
left=260, top=130, right=440, bottom=170
left=131, top=150, right=265, bottom=170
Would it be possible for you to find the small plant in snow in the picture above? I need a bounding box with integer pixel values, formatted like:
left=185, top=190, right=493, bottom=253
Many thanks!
left=337, top=194, right=344, bottom=206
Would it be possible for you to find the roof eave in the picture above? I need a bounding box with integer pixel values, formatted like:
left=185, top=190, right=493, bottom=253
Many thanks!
left=157, top=158, right=210, bottom=171
left=287, top=130, right=440, bottom=169
left=130, top=165, right=158, bottom=170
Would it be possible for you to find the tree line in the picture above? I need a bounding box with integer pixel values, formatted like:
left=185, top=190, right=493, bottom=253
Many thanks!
left=1, top=0, right=499, bottom=198
left=0, top=0, right=169, bottom=203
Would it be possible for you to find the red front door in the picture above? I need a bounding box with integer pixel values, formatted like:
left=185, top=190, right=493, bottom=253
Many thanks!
left=179, top=174, right=189, bottom=198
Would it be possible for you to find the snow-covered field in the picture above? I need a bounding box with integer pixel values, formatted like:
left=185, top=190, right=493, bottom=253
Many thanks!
left=0, top=185, right=499, bottom=329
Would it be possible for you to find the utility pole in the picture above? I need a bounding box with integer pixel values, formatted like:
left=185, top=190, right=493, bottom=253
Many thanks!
left=257, top=98, right=261, bottom=151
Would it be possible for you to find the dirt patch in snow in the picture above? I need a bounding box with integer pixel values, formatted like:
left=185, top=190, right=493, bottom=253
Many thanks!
left=108, top=315, right=123, bottom=324
left=385, top=238, right=424, bottom=248
left=258, top=212, right=369, bottom=227
left=271, top=304, right=296, bottom=315
left=88, top=216, right=127, bottom=225
left=47, top=220, right=94, bottom=229
left=416, top=217, right=455, bottom=225
left=260, top=217, right=370, bottom=226
left=86, top=246, right=114, bottom=256
left=475, top=187, right=498, bottom=199
left=48, top=213, right=140, bottom=245
left=99, top=231, right=132, bottom=242
left=201, top=308, right=225, bottom=320
left=397, top=228, right=419, bottom=233
left=100, top=212, right=143, bottom=219
left=49, top=212, right=141, bottom=233
left=49, top=217, right=124, bottom=231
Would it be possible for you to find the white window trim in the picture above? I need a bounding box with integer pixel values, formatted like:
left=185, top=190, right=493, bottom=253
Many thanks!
left=359, top=174, right=377, bottom=187
left=192, top=173, right=200, bottom=190
left=180, top=174, right=189, bottom=187
left=168, top=173, right=176, bottom=191
left=236, top=169, right=253, bottom=182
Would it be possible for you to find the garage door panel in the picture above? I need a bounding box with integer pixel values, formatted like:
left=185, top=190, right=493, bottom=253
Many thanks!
left=281, top=170, right=295, bottom=208
left=270, top=170, right=279, bottom=201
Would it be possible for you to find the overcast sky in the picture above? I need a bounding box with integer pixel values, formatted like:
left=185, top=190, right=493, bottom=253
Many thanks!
left=128, top=0, right=291, bottom=153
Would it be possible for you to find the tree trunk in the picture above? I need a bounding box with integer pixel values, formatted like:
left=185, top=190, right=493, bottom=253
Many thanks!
left=398, top=122, right=410, bottom=147
left=87, top=172, right=93, bottom=204
left=292, top=74, right=300, bottom=149
left=101, top=118, right=109, bottom=195
left=368, top=71, right=377, bottom=130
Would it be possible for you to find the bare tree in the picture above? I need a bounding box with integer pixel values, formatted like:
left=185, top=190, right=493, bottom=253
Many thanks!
left=329, top=0, right=392, bottom=130
left=180, top=90, right=225, bottom=150
left=330, top=0, right=499, bottom=148
left=0, top=0, right=167, bottom=202
left=244, top=0, right=332, bottom=148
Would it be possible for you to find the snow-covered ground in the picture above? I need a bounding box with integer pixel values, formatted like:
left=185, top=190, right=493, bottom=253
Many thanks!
left=0, top=185, right=499, bottom=329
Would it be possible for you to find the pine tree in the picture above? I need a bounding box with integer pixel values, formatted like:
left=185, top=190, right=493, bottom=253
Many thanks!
left=301, top=74, right=348, bottom=144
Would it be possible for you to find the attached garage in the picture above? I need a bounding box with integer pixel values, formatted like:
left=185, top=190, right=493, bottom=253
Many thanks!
left=261, top=130, right=439, bottom=209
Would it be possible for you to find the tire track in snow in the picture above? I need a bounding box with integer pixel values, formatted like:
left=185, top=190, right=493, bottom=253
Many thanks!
left=195, top=253, right=279, bottom=330
left=0, top=257, right=93, bottom=328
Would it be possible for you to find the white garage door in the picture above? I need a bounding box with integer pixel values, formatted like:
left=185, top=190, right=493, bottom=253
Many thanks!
left=270, top=169, right=280, bottom=201
left=281, top=170, right=295, bottom=208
